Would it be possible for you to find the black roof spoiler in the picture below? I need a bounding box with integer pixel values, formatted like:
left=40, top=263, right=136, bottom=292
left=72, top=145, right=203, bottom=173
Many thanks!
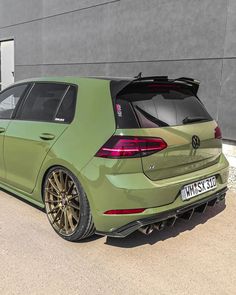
left=133, top=73, right=169, bottom=81
left=110, top=75, right=200, bottom=99
left=173, top=77, right=200, bottom=95
left=133, top=74, right=200, bottom=95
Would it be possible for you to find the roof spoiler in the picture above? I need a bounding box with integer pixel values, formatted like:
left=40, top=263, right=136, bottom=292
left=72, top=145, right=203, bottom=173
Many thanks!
left=133, top=73, right=200, bottom=95
left=110, top=75, right=200, bottom=100
left=173, top=77, right=200, bottom=95
left=133, top=73, right=169, bottom=81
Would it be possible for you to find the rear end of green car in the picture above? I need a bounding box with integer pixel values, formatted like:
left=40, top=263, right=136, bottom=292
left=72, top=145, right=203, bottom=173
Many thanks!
left=0, top=75, right=228, bottom=240
left=80, top=76, right=229, bottom=237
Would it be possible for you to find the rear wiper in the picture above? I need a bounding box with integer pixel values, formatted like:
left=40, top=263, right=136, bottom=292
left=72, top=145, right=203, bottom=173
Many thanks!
left=182, top=116, right=210, bottom=124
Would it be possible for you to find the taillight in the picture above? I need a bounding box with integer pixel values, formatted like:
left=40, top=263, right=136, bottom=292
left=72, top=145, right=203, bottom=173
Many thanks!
left=95, top=136, right=167, bottom=158
left=104, top=208, right=145, bottom=215
left=215, top=126, right=222, bottom=139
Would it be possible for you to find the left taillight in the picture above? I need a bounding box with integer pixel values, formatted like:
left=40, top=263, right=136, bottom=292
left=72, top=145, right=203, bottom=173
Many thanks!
left=95, top=135, right=167, bottom=158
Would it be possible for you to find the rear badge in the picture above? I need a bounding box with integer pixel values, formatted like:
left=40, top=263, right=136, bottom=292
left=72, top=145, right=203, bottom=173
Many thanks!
left=192, top=135, right=200, bottom=149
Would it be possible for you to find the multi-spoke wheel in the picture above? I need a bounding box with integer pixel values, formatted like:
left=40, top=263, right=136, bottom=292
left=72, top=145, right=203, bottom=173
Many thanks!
left=44, top=167, right=95, bottom=241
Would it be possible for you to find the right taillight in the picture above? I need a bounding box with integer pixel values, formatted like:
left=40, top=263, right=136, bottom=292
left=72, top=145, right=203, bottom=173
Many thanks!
left=95, top=135, right=167, bottom=158
left=215, top=126, right=222, bottom=139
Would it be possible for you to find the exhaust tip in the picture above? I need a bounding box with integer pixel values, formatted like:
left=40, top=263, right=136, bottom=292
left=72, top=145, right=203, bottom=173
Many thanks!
left=138, top=225, right=154, bottom=235
left=154, top=221, right=166, bottom=231
left=146, top=225, right=154, bottom=235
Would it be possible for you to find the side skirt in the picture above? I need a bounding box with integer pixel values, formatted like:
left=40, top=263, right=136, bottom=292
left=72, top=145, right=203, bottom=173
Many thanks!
left=0, top=181, right=44, bottom=209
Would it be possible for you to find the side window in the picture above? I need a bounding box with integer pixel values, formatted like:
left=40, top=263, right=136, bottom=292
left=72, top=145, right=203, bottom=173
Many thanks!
left=0, top=84, right=28, bottom=119
left=17, top=83, right=68, bottom=122
left=55, top=86, right=77, bottom=123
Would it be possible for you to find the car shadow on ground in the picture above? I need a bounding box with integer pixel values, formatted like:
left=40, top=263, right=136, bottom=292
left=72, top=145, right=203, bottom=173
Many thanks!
left=104, top=201, right=226, bottom=248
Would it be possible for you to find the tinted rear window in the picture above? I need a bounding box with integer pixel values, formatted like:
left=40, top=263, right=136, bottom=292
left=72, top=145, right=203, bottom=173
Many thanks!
left=115, top=82, right=212, bottom=128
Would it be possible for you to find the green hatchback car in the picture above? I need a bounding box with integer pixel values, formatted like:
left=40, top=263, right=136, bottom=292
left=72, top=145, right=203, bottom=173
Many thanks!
left=0, top=75, right=229, bottom=241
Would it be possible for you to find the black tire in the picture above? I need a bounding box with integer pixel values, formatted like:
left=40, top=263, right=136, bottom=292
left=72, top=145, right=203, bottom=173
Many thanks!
left=43, top=166, right=95, bottom=241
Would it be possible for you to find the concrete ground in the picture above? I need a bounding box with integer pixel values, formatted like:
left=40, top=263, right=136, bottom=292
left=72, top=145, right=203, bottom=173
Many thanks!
left=223, top=143, right=236, bottom=191
left=0, top=189, right=235, bottom=295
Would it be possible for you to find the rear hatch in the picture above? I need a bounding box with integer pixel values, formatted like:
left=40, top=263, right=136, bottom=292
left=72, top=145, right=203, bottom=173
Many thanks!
left=113, top=78, right=222, bottom=181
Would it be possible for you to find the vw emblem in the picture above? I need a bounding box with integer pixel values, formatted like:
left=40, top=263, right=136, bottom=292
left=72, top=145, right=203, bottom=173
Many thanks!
left=192, top=135, right=200, bottom=149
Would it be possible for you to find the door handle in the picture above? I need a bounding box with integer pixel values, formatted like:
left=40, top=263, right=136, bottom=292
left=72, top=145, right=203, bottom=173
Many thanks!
left=0, top=127, right=6, bottom=133
left=39, top=133, right=55, bottom=140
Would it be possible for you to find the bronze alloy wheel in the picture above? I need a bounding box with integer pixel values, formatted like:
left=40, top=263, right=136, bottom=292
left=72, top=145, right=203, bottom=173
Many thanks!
left=44, top=168, right=81, bottom=237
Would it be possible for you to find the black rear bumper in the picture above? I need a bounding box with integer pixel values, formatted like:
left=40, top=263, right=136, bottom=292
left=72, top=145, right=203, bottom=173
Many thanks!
left=96, top=187, right=228, bottom=238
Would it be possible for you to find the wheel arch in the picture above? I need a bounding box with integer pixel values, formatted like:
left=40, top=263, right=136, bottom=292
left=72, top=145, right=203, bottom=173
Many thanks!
left=35, top=161, right=94, bottom=211
left=42, top=164, right=96, bottom=241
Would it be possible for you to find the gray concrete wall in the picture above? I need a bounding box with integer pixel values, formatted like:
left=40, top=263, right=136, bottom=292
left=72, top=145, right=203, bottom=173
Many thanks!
left=0, top=0, right=235, bottom=140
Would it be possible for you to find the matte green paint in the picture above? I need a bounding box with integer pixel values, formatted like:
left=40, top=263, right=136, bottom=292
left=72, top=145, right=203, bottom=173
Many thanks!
left=0, top=77, right=229, bottom=234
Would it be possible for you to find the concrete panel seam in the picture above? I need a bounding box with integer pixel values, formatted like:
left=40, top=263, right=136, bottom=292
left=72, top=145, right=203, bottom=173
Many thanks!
left=15, top=56, right=236, bottom=67
left=0, top=0, right=120, bottom=30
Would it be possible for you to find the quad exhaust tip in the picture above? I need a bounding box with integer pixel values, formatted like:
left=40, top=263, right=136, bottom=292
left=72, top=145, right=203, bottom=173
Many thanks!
left=138, top=219, right=174, bottom=235
left=138, top=224, right=154, bottom=235
left=138, top=220, right=168, bottom=235
left=154, top=221, right=166, bottom=231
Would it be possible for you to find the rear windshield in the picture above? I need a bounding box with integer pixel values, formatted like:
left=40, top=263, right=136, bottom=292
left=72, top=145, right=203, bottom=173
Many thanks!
left=115, top=82, right=212, bottom=128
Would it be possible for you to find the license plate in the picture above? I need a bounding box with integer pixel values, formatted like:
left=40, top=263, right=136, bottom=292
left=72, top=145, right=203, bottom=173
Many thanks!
left=181, top=176, right=217, bottom=201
